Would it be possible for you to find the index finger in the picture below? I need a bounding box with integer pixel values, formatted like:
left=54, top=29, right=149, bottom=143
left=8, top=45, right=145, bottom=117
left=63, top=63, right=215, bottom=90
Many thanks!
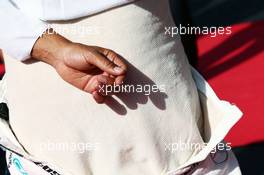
left=97, top=47, right=128, bottom=73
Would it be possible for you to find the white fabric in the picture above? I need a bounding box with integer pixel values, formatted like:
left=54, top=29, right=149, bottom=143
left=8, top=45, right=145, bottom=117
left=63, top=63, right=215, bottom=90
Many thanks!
left=4, top=1, right=204, bottom=174
left=0, top=1, right=46, bottom=61
left=189, top=150, right=242, bottom=175
left=6, top=148, right=242, bottom=175
left=0, top=0, right=134, bottom=61
left=1, top=0, right=243, bottom=175
left=0, top=67, right=243, bottom=175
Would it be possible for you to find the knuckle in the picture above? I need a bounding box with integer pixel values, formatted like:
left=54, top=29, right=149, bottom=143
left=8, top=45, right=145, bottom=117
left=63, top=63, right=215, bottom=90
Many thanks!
left=104, top=49, right=117, bottom=61
left=104, top=60, right=114, bottom=68
left=84, top=50, right=95, bottom=63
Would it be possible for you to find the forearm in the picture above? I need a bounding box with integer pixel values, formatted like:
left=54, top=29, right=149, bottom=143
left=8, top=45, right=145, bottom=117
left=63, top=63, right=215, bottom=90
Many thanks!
left=31, top=29, right=72, bottom=67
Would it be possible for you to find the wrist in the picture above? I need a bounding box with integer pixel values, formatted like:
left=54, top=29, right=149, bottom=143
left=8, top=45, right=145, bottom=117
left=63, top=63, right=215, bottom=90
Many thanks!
left=31, top=29, right=72, bottom=67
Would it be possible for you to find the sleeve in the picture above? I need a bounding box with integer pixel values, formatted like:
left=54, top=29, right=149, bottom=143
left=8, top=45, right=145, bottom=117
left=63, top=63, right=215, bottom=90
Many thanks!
left=0, top=1, right=47, bottom=61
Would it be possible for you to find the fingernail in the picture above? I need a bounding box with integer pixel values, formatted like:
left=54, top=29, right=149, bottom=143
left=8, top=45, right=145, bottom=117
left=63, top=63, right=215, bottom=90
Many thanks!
left=113, top=67, right=123, bottom=73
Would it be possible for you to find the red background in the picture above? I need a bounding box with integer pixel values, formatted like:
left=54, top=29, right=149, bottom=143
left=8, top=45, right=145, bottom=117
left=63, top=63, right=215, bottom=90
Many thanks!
left=197, top=20, right=264, bottom=147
